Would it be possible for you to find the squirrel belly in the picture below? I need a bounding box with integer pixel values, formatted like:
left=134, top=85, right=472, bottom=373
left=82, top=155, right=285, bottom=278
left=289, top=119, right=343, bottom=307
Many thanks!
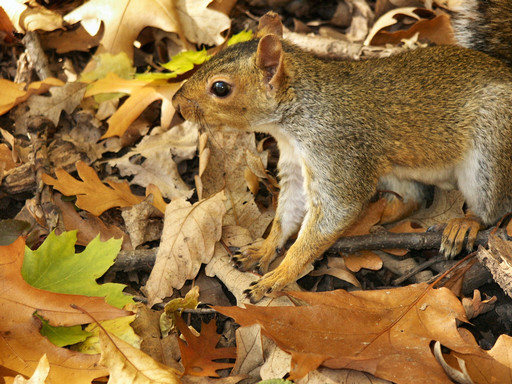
left=172, top=13, right=512, bottom=301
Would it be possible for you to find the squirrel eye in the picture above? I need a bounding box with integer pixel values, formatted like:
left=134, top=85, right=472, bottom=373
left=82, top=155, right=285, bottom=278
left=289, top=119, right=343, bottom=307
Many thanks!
left=211, top=81, right=231, bottom=97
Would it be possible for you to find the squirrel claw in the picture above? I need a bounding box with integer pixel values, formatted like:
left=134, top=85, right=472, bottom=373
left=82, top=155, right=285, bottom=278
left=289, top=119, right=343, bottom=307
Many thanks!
left=230, top=247, right=241, bottom=255
left=440, top=217, right=482, bottom=259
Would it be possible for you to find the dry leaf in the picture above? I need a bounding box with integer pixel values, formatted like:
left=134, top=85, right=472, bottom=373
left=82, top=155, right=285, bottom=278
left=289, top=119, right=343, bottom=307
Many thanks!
left=144, top=192, right=226, bottom=306
left=98, top=329, right=182, bottom=384
left=54, top=194, right=133, bottom=250
left=12, top=354, right=50, bottom=384
left=109, top=122, right=198, bottom=200
left=374, top=14, right=455, bottom=46
left=85, top=73, right=181, bottom=137
left=42, top=161, right=144, bottom=216
left=2, top=0, right=62, bottom=33
left=409, top=189, right=465, bottom=228
left=0, top=77, right=64, bottom=116
left=216, top=285, right=485, bottom=383
left=201, top=130, right=274, bottom=239
left=364, top=7, right=422, bottom=45
left=0, top=237, right=130, bottom=383
left=64, top=0, right=230, bottom=58
left=176, top=316, right=236, bottom=377
left=14, top=82, right=86, bottom=135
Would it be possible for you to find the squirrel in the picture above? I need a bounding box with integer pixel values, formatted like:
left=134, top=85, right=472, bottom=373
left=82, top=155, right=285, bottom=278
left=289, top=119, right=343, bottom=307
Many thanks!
left=172, top=3, right=512, bottom=303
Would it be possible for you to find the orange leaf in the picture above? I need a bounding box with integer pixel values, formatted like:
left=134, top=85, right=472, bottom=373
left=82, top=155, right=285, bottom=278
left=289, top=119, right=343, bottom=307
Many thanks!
left=0, top=237, right=130, bottom=383
left=216, top=285, right=485, bottom=383
left=85, top=73, right=181, bottom=138
left=176, top=316, right=236, bottom=377
left=42, top=161, right=144, bottom=216
left=0, top=77, right=64, bottom=115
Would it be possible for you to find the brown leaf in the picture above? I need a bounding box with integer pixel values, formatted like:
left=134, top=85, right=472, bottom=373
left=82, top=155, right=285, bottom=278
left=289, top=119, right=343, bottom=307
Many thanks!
left=216, top=285, right=483, bottom=383
left=176, top=316, right=236, bottom=377
left=449, top=333, right=512, bottom=383
left=0, top=237, right=130, bottom=383
left=98, top=329, right=182, bottom=384
left=201, top=130, right=274, bottom=239
left=409, top=189, right=465, bottom=228
left=144, top=192, right=226, bottom=306
left=384, top=220, right=426, bottom=256
left=342, top=198, right=387, bottom=236
left=43, top=160, right=144, bottom=216
left=344, top=250, right=383, bottom=273
left=370, top=14, right=456, bottom=46
left=54, top=194, right=133, bottom=250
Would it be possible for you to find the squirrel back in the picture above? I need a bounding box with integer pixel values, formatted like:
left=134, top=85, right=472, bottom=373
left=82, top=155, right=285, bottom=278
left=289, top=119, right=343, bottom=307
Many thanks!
left=451, top=0, right=512, bottom=66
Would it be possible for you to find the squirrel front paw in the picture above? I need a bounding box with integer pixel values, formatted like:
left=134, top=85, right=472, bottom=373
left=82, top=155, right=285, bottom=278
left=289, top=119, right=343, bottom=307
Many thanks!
left=440, top=216, right=482, bottom=258
left=232, top=239, right=280, bottom=273
left=243, top=267, right=291, bottom=303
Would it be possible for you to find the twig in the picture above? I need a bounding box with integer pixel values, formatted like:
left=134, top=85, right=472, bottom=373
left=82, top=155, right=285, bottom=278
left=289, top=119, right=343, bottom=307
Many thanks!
left=112, top=228, right=497, bottom=272
left=22, top=31, right=53, bottom=80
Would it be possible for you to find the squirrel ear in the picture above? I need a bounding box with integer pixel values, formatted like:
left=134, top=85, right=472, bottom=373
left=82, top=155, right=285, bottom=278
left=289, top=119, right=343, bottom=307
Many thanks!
left=256, top=34, right=285, bottom=93
left=256, top=12, right=283, bottom=38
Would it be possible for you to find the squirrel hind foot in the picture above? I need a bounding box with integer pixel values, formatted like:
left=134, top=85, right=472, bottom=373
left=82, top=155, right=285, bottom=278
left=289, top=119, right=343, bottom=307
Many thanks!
left=439, top=216, right=483, bottom=259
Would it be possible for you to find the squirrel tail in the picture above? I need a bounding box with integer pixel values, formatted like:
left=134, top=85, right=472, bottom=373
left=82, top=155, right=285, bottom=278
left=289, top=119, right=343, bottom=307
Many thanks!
left=450, top=0, right=512, bottom=66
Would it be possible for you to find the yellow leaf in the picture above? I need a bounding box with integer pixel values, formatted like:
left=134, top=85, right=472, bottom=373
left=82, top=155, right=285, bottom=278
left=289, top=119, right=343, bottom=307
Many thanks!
left=99, top=330, right=182, bottom=384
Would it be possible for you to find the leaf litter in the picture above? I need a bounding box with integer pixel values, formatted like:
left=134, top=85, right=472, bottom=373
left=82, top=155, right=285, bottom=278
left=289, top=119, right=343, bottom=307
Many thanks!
left=1, top=0, right=512, bottom=383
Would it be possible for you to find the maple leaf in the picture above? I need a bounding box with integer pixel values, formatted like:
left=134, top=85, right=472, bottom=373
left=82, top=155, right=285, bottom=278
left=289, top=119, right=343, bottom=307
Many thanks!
left=215, top=285, right=488, bottom=384
left=42, top=160, right=145, bottom=216
left=175, top=316, right=236, bottom=377
left=144, top=191, right=226, bottom=306
left=0, top=77, right=64, bottom=115
left=98, top=328, right=182, bottom=384
left=0, top=237, right=130, bottom=383
left=63, top=0, right=230, bottom=59
left=22, top=230, right=133, bottom=308
left=85, top=73, right=181, bottom=137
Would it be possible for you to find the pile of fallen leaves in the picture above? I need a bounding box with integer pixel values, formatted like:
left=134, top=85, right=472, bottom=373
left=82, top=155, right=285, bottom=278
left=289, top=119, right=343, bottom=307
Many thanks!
left=1, top=0, right=512, bottom=383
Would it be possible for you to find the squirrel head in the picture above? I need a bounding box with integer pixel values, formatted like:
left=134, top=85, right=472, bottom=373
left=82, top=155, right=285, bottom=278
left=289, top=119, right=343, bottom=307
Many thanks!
left=172, top=32, right=289, bottom=131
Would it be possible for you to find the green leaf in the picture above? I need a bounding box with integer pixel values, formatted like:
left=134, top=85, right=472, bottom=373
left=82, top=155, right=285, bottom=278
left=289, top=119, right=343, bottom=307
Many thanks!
left=23, top=231, right=133, bottom=308
left=38, top=314, right=91, bottom=347
left=76, top=315, right=140, bottom=354
left=0, top=219, right=30, bottom=245
left=160, top=48, right=211, bottom=75
left=228, top=30, right=253, bottom=46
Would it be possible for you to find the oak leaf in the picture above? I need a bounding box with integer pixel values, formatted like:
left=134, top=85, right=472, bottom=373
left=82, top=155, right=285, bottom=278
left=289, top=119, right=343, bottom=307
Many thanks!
left=109, top=122, right=198, bottom=200
left=201, top=130, right=274, bottom=239
left=14, top=82, right=87, bottom=135
left=0, top=237, right=130, bottom=383
left=175, top=316, right=236, bottom=377
left=42, top=160, right=157, bottom=216
left=216, top=285, right=484, bottom=383
left=144, top=192, right=226, bottom=306
left=63, top=0, right=230, bottom=58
